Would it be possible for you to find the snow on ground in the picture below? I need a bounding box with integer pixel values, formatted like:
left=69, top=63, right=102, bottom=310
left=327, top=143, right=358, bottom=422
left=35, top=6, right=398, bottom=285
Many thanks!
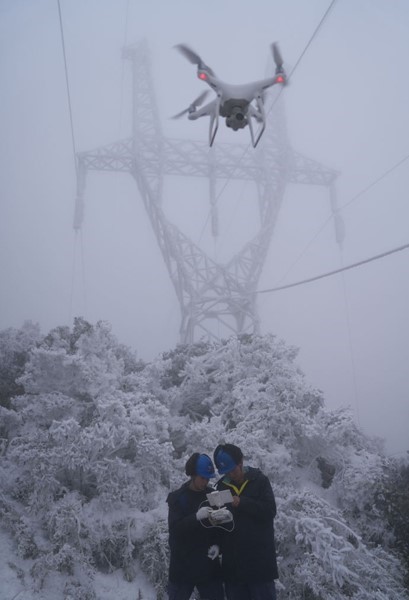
left=0, top=527, right=156, bottom=600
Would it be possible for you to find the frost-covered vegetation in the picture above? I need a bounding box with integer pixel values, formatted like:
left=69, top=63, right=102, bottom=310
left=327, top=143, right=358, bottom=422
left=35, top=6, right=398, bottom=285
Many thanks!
left=0, top=318, right=408, bottom=599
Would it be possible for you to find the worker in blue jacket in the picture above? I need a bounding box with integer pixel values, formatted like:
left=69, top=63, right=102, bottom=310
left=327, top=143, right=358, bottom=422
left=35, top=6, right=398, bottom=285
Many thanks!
left=167, top=453, right=224, bottom=600
left=214, top=443, right=278, bottom=600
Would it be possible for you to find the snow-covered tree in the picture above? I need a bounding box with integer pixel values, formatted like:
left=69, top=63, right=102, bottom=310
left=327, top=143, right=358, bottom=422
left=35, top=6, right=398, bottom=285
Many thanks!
left=0, top=324, right=407, bottom=599
left=379, top=455, right=409, bottom=588
left=0, top=320, right=173, bottom=594
left=0, top=320, right=40, bottom=409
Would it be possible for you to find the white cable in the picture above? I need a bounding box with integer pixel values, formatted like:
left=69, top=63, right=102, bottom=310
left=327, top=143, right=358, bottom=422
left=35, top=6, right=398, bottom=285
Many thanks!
left=255, top=243, right=409, bottom=295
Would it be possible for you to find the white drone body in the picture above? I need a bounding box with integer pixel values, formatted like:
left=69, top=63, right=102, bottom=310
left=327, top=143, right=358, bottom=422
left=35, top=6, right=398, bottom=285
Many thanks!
left=173, top=43, right=287, bottom=147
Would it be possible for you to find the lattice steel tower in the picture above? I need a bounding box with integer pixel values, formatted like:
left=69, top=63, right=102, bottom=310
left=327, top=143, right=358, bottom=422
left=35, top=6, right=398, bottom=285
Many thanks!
left=74, top=41, right=342, bottom=344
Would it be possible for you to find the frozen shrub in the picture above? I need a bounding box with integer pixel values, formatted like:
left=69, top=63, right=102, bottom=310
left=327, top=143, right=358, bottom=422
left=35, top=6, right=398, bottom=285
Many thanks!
left=137, top=519, right=169, bottom=600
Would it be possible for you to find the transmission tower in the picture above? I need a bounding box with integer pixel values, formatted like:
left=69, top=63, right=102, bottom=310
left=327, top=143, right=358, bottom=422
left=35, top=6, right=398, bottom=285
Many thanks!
left=74, top=40, right=342, bottom=344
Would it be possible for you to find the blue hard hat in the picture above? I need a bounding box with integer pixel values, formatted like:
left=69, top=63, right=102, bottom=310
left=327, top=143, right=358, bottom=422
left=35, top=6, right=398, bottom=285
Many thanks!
left=196, top=454, right=216, bottom=478
left=215, top=449, right=237, bottom=475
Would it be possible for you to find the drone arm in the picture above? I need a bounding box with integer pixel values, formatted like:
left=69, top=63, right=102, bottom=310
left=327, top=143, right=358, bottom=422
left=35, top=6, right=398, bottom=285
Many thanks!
left=187, top=99, right=218, bottom=120
left=254, top=73, right=286, bottom=93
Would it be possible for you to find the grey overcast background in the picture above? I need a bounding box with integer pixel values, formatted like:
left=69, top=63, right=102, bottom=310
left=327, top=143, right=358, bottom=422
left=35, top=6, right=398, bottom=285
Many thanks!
left=1, top=0, right=408, bottom=456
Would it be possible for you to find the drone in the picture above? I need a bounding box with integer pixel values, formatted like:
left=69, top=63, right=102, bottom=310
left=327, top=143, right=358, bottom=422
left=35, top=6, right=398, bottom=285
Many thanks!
left=172, top=42, right=287, bottom=148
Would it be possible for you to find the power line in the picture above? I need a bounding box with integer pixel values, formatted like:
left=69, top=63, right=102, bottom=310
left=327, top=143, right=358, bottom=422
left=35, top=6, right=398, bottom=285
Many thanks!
left=274, top=151, right=409, bottom=287
left=57, top=0, right=89, bottom=324
left=267, top=0, right=338, bottom=114
left=289, top=0, right=338, bottom=80
left=57, top=0, right=77, bottom=175
left=118, top=0, right=131, bottom=135
left=255, top=242, right=409, bottom=295
left=339, top=152, right=409, bottom=212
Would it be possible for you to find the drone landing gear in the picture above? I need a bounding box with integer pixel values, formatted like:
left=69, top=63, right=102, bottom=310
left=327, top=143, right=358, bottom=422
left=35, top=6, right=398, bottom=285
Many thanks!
left=248, top=97, right=266, bottom=148
left=209, top=96, right=221, bottom=146
left=248, top=114, right=265, bottom=148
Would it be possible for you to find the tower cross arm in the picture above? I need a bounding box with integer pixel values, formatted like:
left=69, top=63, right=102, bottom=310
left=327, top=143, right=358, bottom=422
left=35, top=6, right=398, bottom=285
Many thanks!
left=77, top=138, right=134, bottom=172
left=162, top=138, right=266, bottom=181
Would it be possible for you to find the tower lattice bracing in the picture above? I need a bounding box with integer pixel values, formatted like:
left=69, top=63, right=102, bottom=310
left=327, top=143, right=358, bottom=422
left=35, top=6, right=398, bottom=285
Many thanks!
left=74, top=41, right=342, bottom=344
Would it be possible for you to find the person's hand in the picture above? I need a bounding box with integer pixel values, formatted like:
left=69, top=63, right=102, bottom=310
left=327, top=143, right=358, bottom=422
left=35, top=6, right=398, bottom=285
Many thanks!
left=220, top=509, right=233, bottom=523
left=231, top=495, right=240, bottom=508
left=209, top=508, right=233, bottom=525
left=196, top=506, right=212, bottom=521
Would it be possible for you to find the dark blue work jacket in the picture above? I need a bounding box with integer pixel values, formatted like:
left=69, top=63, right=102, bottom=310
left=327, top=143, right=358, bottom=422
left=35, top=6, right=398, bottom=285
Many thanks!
left=216, top=466, right=278, bottom=582
left=167, top=482, right=222, bottom=584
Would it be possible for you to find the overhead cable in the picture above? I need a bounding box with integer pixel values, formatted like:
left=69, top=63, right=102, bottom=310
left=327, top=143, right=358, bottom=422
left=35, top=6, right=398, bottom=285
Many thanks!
left=255, top=242, right=409, bottom=295
left=289, top=0, right=337, bottom=80
left=267, top=0, right=338, bottom=113
left=118, top=0, right=131, bottom=135
left=274, top=150, right=409, bottom=286
left=57, top=0, right=77, bottom=175
left=339, top=153, right=409, bottom=212
left=57, top=0, right=88, bottom=320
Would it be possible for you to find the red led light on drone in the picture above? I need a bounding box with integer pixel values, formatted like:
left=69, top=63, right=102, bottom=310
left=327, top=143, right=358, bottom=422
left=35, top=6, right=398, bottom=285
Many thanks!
left=276, top=75, right=284, bottom=83
left=199, top=73, right=207, bottom=80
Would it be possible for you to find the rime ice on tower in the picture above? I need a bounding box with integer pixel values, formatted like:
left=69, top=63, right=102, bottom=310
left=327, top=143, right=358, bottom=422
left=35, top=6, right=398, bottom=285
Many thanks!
left=74, top=40, right=342, bottom=344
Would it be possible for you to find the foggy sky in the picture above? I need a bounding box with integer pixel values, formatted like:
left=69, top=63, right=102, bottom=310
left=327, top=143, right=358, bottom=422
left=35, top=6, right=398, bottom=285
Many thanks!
left=1, top=0, right=408, bottom=456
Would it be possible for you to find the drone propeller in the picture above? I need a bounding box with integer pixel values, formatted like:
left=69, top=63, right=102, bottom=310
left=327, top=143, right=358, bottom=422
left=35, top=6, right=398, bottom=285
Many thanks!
left=171, top=90, right=210, bottom=119
left=174, top=44, right=216, bottom=76
left=271, top=42, right=284, bottom=72
left=175, top=44, right=203, bottom=66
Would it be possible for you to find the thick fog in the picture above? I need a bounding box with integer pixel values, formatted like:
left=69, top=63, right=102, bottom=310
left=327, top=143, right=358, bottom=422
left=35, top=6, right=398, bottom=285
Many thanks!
left=1, top=0, right=408, bottom=456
